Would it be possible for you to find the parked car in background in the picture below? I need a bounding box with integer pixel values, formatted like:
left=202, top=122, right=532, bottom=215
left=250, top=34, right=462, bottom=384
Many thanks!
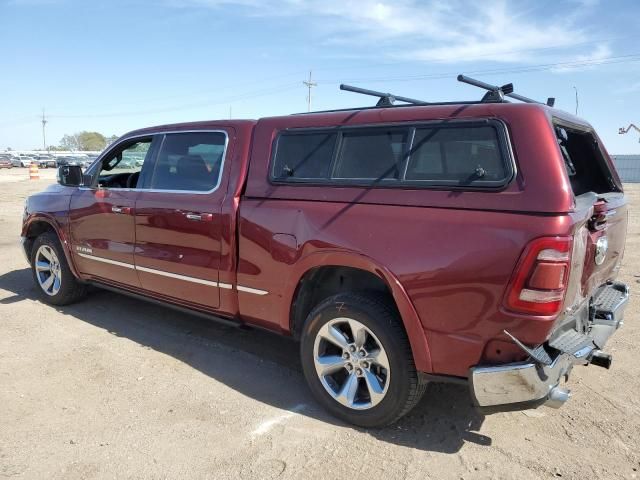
left=34, top=155, right=56, bottom=168
left=21, top=77, right=629, bottom=427
left=0, top=156, right=12, bottom=169
left=11, top=155, right=32, bottom=167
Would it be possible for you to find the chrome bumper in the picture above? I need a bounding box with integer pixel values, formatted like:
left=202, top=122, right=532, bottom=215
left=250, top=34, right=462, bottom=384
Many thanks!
left=470, top=354, right=574, bottom=409
left=470, top=282, right=629, bottom=410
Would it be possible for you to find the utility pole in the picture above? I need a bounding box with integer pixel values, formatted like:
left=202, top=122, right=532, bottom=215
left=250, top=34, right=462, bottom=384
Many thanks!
left=303, top=70, right=317, bottom=112
left=41, top=108, right=48, bottom=151
left=619, top=124, right=640, bottom=143
left=573, top=86, right=579, bottom=115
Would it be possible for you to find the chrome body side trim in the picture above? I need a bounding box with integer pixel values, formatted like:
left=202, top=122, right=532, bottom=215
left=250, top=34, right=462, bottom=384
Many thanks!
left=136, top=265, right=221, bottom=287
left=75, top=251, right=263, bottom=294
left=237, top=285, right=269, bottom=295
left=77, top=252, right=135, bottom=269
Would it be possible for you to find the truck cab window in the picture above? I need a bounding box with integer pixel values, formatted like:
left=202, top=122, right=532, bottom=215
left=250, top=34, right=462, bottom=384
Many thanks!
left=149, top=132, right=227, bottom=192
left=98, top=139, right=152, bottom=189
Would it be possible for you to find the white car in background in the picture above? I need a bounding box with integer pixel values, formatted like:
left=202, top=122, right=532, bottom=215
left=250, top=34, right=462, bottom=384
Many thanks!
left=11, top=155, right=32, bottom=167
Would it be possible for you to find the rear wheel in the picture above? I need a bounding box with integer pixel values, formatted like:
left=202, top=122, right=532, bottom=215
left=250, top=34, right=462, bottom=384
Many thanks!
left=300, top=292, right=426, bottom=427
left=30, top=232, right=87, bottom=305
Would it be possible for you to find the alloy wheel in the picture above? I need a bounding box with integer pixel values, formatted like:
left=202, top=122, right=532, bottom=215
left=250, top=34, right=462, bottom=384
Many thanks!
left=313, top=317, right=390, bottom=410
left=35, top=245, right=62, bottom=296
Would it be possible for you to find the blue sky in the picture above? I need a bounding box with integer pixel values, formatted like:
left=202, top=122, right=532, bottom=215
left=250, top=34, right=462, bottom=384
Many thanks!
left=1, top=0, right=639, bottom=153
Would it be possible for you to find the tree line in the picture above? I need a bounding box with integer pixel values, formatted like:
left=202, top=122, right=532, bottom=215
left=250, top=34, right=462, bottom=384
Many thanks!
left=49, top=131, right=119, bottom=151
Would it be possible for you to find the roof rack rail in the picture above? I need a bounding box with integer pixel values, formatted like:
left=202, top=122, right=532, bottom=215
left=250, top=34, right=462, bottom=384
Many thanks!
left=457, top=75, right=555, bottom=107
left=339, top=84, right=429, bottom=107
left=320, top=75, right=557, bottom=113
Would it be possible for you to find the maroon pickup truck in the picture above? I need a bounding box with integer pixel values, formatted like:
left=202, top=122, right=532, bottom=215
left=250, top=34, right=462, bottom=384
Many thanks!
left=21, top=79, right=629, bottom=427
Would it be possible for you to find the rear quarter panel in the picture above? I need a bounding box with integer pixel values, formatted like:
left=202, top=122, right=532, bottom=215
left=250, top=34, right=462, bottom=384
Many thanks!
left=238, top=199, right=576, bottom=376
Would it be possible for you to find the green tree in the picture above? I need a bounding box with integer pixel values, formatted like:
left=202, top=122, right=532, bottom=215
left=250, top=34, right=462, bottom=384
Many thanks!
left=59, top=131, right=108, bottom=151
left=60, top=134, right=79, bottom=151
left=76, top=131, right=107, bottom=151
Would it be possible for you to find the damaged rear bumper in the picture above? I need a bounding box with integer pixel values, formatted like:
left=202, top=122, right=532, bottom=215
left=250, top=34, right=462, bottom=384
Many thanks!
left=469, top=281, right=629, bottom=411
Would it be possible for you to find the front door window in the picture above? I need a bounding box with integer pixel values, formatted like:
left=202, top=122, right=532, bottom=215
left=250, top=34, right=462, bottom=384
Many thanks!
left=97, top=140, right=152, bottom=189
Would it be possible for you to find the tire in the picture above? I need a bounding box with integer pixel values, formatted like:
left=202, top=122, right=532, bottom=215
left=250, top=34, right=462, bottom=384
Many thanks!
left=300, top=292, right=427, bottom=427
left=30, top=232, right=87, bottom=305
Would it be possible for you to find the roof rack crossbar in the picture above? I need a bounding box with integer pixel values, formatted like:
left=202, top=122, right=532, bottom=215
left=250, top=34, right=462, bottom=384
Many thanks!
left=339, top=84, right=429, bottom=106
left=457, top=74, right=555, bottom=107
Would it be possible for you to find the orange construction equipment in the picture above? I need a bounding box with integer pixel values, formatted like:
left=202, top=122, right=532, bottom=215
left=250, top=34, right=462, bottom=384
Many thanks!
left=29, top=163, right=39, bottom=180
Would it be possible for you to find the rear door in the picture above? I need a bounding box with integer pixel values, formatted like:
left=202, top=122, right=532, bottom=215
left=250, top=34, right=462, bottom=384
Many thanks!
left=69, top=136, right=158, bottom=288
left=133, top=130, right=231, bottom=309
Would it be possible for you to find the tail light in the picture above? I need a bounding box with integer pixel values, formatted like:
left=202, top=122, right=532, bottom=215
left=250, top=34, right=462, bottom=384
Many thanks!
left=504, top=236, right=573, bottom=316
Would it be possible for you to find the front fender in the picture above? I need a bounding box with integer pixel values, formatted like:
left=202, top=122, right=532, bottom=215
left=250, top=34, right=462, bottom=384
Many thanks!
left=284, top=250, right=433, bottom=373
left=22, top=213, right=80, bottom=279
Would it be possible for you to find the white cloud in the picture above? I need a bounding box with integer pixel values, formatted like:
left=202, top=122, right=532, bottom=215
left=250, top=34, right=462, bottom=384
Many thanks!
left=172, top=0, right=605, bottom=65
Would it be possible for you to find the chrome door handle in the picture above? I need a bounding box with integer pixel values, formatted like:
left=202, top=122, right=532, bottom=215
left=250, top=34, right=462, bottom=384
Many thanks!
left=185, top=212, right=213, bottom=222
left=112, top=206, right=132, bottom=214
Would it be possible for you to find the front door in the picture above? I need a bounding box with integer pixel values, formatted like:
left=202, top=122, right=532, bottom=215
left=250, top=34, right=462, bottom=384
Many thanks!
left=69, top=136, right=156, bottom=288
left=134, top=130, right=230, bottom=309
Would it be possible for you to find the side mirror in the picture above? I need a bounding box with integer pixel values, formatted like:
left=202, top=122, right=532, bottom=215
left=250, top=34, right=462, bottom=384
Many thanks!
left=57, top=165, right=83, bottom=187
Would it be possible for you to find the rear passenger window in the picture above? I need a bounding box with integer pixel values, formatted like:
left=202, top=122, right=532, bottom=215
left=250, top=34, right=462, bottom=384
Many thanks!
left=406, top=126, right=506, bottom=184
left=269, top=122, right=511, bottom=188
left=150, top=132, right=226, bottom=192
left=333, top=129, right=408, bottom=180
left=271, top=132, right=337, bottom=180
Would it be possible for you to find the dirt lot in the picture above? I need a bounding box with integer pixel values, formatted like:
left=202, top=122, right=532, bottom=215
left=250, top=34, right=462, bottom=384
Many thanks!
left=0, top=167, right=639, bottom=480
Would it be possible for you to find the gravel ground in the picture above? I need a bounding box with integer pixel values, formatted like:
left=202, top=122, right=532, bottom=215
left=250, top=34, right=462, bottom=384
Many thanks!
left=1, top=167, right=639, bottom=480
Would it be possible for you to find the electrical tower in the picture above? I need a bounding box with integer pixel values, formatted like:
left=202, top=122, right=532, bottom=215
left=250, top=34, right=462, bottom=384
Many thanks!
left=41, top=109, right=48, bottom=151
left=303, top=70, right=317, bottom=112
left=618, top=124, right=640, bottom=143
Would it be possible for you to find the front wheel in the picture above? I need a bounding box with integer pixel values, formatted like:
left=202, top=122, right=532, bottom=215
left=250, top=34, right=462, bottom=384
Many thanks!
left=30, top=232, right=87, bottom=305
left=300, top=292, right=426, bottom=427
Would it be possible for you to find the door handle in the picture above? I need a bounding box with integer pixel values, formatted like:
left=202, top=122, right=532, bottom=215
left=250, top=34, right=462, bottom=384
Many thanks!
left=112, top=206, right=132, bottom=214
left=185, top=212, right=213, bottom=222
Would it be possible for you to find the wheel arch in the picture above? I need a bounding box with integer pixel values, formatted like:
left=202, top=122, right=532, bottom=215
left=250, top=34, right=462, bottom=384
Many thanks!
left=22, top=214, right=79, bottom=278
left=285, top=251, right=433, bottom=373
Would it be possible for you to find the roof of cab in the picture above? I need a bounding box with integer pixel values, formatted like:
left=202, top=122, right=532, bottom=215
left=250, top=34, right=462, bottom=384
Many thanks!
left=121, top=102, right=592, bottom=139
left=122, top=119, right=257, bottom=139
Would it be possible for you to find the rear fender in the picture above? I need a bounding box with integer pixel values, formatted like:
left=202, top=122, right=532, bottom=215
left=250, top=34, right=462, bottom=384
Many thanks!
left=284, top=251, right=433, bottom=373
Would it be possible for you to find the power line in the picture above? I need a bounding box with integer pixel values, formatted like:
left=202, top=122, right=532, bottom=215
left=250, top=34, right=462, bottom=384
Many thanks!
left=20, top=52, right=640, bottom=121
left=317, top=53, right=640, bottom=85
left=48, top=82, right=300, bottom=119
left=303, top=70, right=317, bottom=112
